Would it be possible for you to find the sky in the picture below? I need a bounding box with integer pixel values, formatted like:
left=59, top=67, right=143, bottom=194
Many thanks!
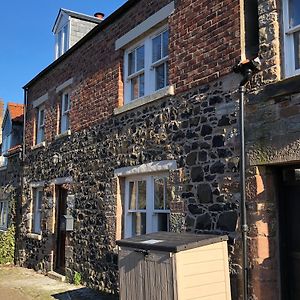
left=0, top=0, right=126, bottom=108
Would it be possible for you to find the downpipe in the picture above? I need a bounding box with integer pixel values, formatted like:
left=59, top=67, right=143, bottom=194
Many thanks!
left=234, top=58, right=260, bottom=300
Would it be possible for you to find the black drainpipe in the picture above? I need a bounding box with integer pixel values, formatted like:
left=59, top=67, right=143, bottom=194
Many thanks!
left=234, top=58, right=260, bottom=300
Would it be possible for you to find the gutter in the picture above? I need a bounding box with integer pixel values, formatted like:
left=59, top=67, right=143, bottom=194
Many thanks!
left=233, top=58, right=261, bottom=300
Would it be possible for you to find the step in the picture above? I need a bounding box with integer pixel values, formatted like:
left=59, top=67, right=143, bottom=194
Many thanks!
left=47, top=271, right=66, bottom=282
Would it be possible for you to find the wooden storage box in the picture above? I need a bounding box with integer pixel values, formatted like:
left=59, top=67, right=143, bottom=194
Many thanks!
left=117, top=232, right=231, bottom=300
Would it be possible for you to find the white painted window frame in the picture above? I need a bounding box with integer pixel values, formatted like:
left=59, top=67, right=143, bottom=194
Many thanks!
left=55, top=22, right=70, bottom=59
left=32, top=188, right=43, bottom=234
left=60, top=92, right=70, bottom=133
left=2, top=133, right=11, bottom=154
left=283, top=0, right=300, bottom=77
left=36, top=106, right=45, bottom=145
left=0, top=200, right=9, bottom=229
left=124, top=172, right=170, bottom=238
left=124, top=25, right=169, bottom=104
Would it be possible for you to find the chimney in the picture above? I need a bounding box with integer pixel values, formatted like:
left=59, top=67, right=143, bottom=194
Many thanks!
left=94, top=12, right=105, bottom=21
left=0, top=99, right=3, bottom=145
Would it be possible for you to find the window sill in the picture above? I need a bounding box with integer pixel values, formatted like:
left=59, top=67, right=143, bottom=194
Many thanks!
left=114, top=85, right=175, bottom=115
left=26, top=233, right=42, bottom=240
left=55, top=130, right=71, bottom=140
left=0, top=228, right=8, bottom=233
left=31, top=142, right=46, bottom=150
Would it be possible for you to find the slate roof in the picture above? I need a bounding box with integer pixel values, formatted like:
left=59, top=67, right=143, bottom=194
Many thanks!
left=52, top=8, right=102, bottom=32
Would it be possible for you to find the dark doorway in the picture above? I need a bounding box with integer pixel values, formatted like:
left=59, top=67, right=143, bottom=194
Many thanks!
left=279, top=167, right=300, bottom=299
left=55, top=186, right=68, bottom=274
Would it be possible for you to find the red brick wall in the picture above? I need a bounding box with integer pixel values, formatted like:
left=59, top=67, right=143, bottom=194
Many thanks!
left=169, top=0, right=240, bottom=93
left=25, top=0, right=241, bottom=148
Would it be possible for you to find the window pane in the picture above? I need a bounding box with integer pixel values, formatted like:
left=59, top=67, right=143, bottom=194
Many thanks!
left=136, top=46, right=145, bottom=71
left=294, top=31, right=300, bottom=69
left=166, top=62, right=169, bottom=86
left=139, top=74, right=145, bottom=97
left=289, top=0, right=300, bottom=27
left=131, top=77, right=139, bottom=100
left=129, top=182, right=136, bottom=210
left=154, top=178, right=164, bottom=209
left=64, top=94, right=69, bottom=112
left=128, top=51, right=135, bottom=75
left=163, top=31, right=169, bottom=57
left=152, top=35, right=162, bottom=62
left=63, top=25, right=68, bottom=52
left=132, top=212, right=146, bottom=236
left=58, top=30, right=62, bottom=56
left=155, top=63, right=165, bottom=90
left=37, top=191, right=43, bottom=210
left=157, top=213, right=169, bottom=231
left=39, top=109, right=44, bottom=127
left=166, top=179, right=172, bottom=209
left=137, top=181, right=146, bottom=209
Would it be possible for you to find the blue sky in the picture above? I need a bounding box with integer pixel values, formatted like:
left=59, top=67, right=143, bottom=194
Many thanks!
left=0, top=0, right=126, bottom=107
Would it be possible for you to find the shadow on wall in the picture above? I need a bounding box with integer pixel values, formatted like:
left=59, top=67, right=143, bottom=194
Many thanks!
left=52, top=287, right=119, bottom=300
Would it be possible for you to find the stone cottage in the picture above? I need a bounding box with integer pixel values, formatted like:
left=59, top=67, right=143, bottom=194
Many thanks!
left=17, top=0, right=300, bottom=299
left=0, top=102, right=24, bottom=262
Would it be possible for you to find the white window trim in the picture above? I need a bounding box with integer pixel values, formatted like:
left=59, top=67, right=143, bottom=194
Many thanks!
left=55, top=21, right=70, bottom=59
left=114, top=160, right=177, bottom=177
left=283, top=0, right=300, bottom=77
left=124, top=173, right=170, bottom=238
left=36, top=106, right=45, bottom=145
left=0, top=200, right=9, bottom=230
left=60, top=92, right=70, bottom=133
left=33, top=93, right=48, bottom=109
left=115, top=1, right=175, bottom=50
left=124, top=25, right=169, bottom=104
left=31, top=188, right=43, bottom=234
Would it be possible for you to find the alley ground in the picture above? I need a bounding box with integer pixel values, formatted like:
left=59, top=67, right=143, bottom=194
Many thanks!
left=0, top=265, right=118, bottom=300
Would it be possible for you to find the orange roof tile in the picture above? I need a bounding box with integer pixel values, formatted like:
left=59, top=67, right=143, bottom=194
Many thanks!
left=8, top=103, right=24, bottom=123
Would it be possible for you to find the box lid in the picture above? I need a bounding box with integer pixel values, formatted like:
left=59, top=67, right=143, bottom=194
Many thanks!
left=116, top=232, right=228, bottom=253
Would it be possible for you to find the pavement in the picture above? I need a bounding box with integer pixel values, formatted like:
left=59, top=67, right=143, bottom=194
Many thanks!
left=0, top=265, right=118, bottom=300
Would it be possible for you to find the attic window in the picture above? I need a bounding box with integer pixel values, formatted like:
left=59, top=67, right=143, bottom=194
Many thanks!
left=56, top=24, right=69, bottom=58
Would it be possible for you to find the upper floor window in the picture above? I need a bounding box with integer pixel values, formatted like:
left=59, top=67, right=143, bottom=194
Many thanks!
left=60, top=92, right=70, bottom=133
left=283, top=0, right=300, bottom=76
left=124, top=27, right=169, bottom=104
left=0, top=200, right=8, bottom=230
left=56, top=24, right=69, bottom=59
left=124, top=173, right=171, bottom=238
left=36, top=106, right=45, bottom=145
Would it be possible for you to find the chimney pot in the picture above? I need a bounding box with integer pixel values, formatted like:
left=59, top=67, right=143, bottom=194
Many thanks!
left=94, top=12, right=105, bottom=21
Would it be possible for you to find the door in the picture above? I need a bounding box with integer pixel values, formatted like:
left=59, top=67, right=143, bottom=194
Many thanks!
left=280, top=167, right=300, bottom=299
left=55, top=186, right=67, bottom=274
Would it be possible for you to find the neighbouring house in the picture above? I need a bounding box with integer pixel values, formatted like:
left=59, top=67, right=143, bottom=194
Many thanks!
left=0, top=102, right=24, bottom=262
left=16, top=0, right=300, bottom=299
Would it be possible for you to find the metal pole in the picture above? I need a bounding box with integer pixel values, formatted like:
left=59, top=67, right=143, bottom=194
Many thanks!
left=239, top=85, right=248, bottom=300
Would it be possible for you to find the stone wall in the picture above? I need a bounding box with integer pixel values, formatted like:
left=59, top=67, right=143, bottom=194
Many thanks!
left=20, top=74, right=243, bottom=296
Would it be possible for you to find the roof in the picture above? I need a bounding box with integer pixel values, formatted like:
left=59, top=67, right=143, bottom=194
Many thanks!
left=8, top=103, right=24, bottom=123
left=116, top=232, right=228, bottom=253
left=24, top=0, right=139, bottom=89
left=52, top=8, right=102, bottom=32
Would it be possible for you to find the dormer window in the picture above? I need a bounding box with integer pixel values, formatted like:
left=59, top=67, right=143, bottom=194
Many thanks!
left=56, top=24, right=69, bottom=58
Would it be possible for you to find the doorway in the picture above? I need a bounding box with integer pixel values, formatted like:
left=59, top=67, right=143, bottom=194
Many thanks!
left=279, top=166, right=300, bottom=299
left=55, top=185, right=68, bottom=274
